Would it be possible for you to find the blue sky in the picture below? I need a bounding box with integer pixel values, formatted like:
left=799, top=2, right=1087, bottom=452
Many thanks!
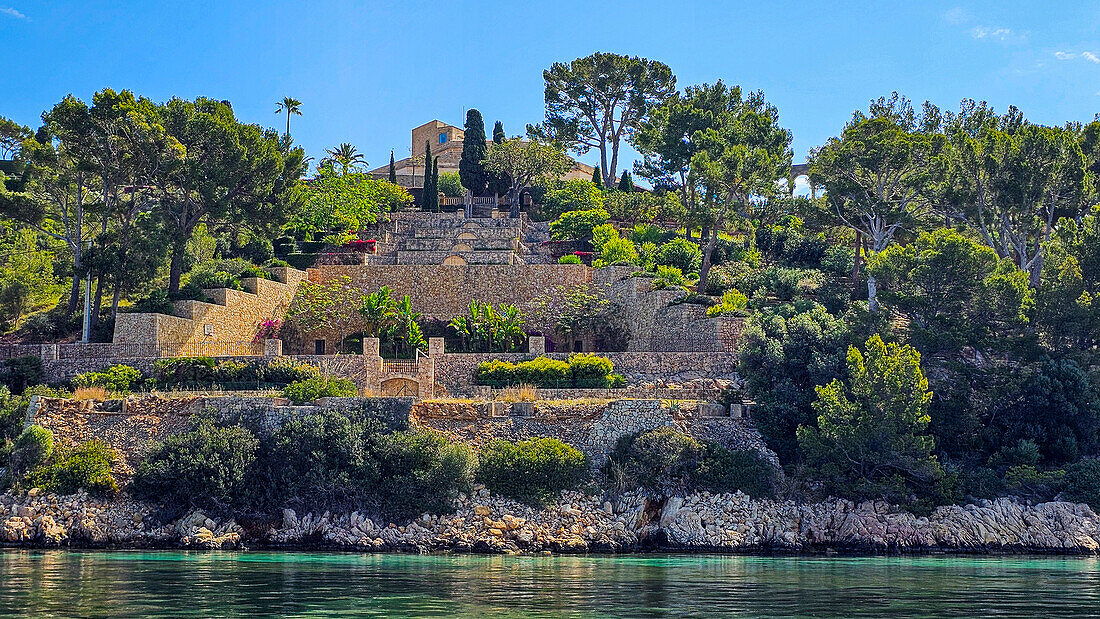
left=1, top=0, right=1098, bottom=177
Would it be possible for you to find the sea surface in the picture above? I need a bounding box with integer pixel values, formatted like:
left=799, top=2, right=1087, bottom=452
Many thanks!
left=0, top=550, right=1098, bottom=617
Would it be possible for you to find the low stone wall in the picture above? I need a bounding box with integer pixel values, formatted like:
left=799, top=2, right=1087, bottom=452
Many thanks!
left=414, top=398, right=770, bottom=468
left=434, top=352, right=740, bottom=396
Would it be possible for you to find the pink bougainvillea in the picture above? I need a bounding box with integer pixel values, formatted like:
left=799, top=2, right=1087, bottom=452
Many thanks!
left=253, top=318, right=282, bottom=343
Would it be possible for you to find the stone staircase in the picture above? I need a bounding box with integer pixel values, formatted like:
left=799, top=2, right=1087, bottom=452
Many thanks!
left=364, top=212, right=552, bottom=265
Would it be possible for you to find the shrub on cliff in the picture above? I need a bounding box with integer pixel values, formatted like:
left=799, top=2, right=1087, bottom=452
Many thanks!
left=475, top=355, right=617, bottom=389
left=1063, top=460, right=1100, bottom=510
left=653, top=237, right=701, bottom=274
left=514, top=358, right=571, bottom=387
left=26, top=440, right=117, bottom=496
left=475, top=360, right=518, bottom=386
left=282, top=376, right=357, bottom=404
left=0, top=356, right=44, bottom=395
left=477, top=437, right=589, bottom=505
left=132, top=420, right=259, bottom=509
left=549, top=208, right=610, bottom=241
left=262, top=358, right=320, bottom=384
left=371, top=428, right=475, bottom=518
left=696, top=444, right=777, bottom=497
left=8, top=424, right=53, bottom=481
left=606, top=427, right=702, bottom=494
left=73, top=364, right=143, bottom=394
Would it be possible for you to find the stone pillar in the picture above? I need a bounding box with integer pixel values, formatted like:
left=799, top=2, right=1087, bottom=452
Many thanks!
left=428, top=337, right=445, bottom=358
left=730, top=403, right=743, bottom=419
left=39, top=343, right=59, bottom=361
left=362, top=337, right=381, bottom=358
left=263, top=339, right=282, bottom=357
left=528, top=335, right=546, bottom=355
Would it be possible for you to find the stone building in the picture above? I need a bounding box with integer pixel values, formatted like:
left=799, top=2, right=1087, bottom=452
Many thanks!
left=368, top=119, right=598, bottom=189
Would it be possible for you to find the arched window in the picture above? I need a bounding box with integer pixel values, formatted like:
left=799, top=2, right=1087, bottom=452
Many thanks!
left=439, top=132, right=448, bottom=144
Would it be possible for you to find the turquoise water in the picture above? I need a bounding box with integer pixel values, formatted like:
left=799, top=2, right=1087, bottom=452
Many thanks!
left=1, top=551, right=1098, bottom=617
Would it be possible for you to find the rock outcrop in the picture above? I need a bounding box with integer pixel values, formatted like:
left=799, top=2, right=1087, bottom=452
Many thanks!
left=3, top=488, right=1099, bottom=554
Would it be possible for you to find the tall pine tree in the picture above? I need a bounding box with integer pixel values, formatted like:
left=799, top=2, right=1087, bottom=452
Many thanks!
left=488, top=121, right=511, bottom=196
left=459, top=109, right=488, bottom=195
left=592, top=165, right=603, bottom=189
left=388, top=150, right=396, bottom=183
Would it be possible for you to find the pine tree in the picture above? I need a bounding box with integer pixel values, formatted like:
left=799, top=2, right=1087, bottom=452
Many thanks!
left=388, top=150, right=396, bottom=183
left=459, top=109, right=488, bottom=196
left=488, top=121, right=511, bottom=196
left=617, top=170, right=634, bottom=192
left=592, top=165, right=603, bottom=189
left=422, top=140, right=433, bottom=211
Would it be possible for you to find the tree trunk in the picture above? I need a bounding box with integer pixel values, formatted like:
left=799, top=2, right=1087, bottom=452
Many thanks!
left=90, top=274, right=105, bottom=331
left=168, top=242, right=186, bottom=294
left=867, top=274, right=879, bottom=313
left=696, top=227, right=719, bottom=295
left=851, top=231, right=862, bottom=299
left=110, top=282, right=122, bottom=322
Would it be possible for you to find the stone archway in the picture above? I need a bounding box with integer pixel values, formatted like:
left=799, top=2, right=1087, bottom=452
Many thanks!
left=457, top=231, right=477, bottom=241
left=451, top=243, right=473, bottom=252
left=381, top=377, right=419, bottom=397
left=442, top=255, right=467, bottom=266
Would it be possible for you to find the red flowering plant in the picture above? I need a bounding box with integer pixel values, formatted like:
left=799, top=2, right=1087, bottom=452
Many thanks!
left=252, top=318, right=282, bottom=344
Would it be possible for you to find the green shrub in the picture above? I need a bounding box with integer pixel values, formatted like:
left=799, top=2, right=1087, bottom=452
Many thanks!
left=696, top=444, right=776, bottom=497
left=544, top=179, right=605, bottom=219
left=0, top=356, right=44, bottom=395
left=0, top=385, right=27, bottom=442
left=568, top=353, right=614, bottom=388
left=514, top=357, right=572, bottom=388
left=128, top=290, right=176, bottom=315
left=438, top=171, right=465, bottom=197
left=132, top=420, right=259, bottom=508
left=27, top=440, right=117, bottom=496
left=1003, top=465, right=1065, bottom=502
left=707, top=289, right=749, bottom=317
left=372, top=428, right=475, bottom=518
left=609, top=374, right=626, bottom=389
left=253, top=411, right=383, bottom=511
left=630, top=223, right=664, bottom=245
left=652, top=265, right=688, bottom=290
left=282, top=376, right=358, bottom=404
left=263, top=358, right=320, bottom=384
left=1063, top=460, right=1100, bottom=510
left=654, top=238, right=702, bottom=274
left=607, top=427, right=702, bottom=494
left=8, top=424, right=53, bottom=480
left=549, top=208, right=610, bottom=240
left=478, top=437, right=589, bottom=505
left=73, top=364, right=143, bottom=393
left=558, top=254, right=583, bottom=264
left=152, top=357, right=218, bottom=388
left=475, top=360, right=518, bottom=387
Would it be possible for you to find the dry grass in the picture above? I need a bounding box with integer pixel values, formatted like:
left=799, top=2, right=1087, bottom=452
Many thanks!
left=72, top=386, right=110, bottom=401
left=495, top=384, right=538, bottom=403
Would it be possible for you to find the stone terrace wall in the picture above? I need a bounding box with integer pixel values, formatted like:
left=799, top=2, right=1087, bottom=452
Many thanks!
left=414, top=398, right=772, bottom=468
left=434, top=352, right=740, bottom=396
left=308, top=264, right=591, bottom=320
left=113, top=266, right=308, bottom=350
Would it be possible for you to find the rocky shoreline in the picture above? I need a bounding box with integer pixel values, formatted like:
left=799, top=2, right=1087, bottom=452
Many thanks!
left=4, top=488, right=1100, bottom=555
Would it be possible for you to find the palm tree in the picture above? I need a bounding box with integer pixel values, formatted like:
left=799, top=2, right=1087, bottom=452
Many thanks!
left=275, top=97, right=302, bottom=137
left=325, top=142, right=367, bottom=175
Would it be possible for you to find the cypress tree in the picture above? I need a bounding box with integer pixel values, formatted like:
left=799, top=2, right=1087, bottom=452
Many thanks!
left=488, top=121, right=510, bottom=196
left=459, top=109, right=488, bottom=196
left=388, top=150, right=396, bottom=183
left=592, top=165, right=603, bottom=189
left=431, top=158, right=440, bottom=212
left=617, top=170, right=634, bottom=192
left=422, top=140, right=433, bottom=211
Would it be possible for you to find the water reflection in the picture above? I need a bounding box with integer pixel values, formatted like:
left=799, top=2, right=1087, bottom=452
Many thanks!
left=0, top=551, right=1098, bottom=617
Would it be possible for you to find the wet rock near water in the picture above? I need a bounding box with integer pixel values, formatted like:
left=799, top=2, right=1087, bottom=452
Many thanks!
left=2, top=488, right=1099, bottom=554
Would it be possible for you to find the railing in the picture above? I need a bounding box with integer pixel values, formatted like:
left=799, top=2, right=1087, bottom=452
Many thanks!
left=158, top=340, right=265, bottom=358
left=382, top=359, right=419, bottom=374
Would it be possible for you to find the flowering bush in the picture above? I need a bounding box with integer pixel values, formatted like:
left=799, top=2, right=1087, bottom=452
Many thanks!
left=253, top=319, right=281, bottom=344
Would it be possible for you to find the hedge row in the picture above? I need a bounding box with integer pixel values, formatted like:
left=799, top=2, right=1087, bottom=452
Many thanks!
left=475, top=354, right=625, bottom=388
left=71, top=357, right=322, bottom=394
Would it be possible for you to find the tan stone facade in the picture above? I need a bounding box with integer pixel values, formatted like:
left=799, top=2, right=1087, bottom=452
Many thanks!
left=112, top=266, right=308, bottom=355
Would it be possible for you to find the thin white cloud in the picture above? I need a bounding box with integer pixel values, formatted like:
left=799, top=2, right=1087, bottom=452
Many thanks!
left=971, top=26, right=1018, bottom=42
left=943, top=7, right=971, bottom=26
left=1055, top=50, right=1100, bottom=63
left=0, top=6, right=25, bottom=19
